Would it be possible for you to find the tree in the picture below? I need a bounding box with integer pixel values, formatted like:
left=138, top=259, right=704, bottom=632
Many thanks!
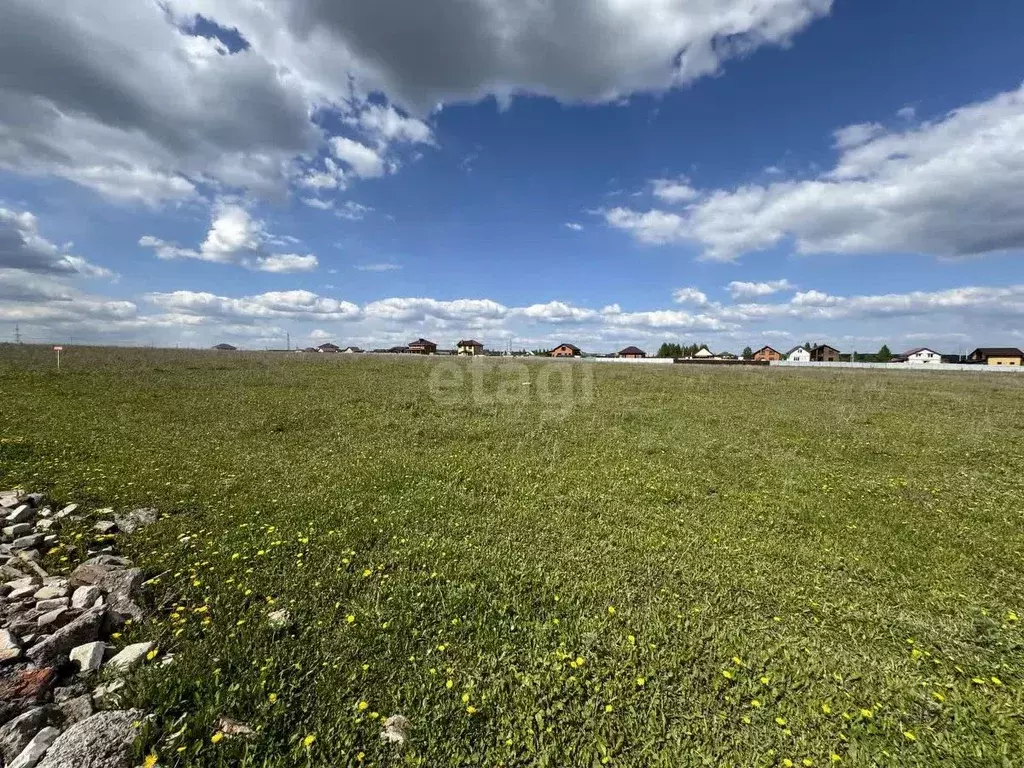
left=742, top=346, right=753, bottom=360
left=876, top=344, right=892, bottom=362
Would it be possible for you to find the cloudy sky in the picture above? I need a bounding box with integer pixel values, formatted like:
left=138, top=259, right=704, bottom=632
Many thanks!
left=2, top=0, right=1023, bottom=353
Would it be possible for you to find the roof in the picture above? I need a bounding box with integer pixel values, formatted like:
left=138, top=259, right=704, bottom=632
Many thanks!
left=618, top=346, right=645, bottom=355
left=970, top=347, right=1024, bottom=357
left=212, top=343, right=237, bottom=350
left=317, top=342, right=340, bottom=350
left=553, top=342, right=581, bottom=352
left=784, top=346, right=807, bottom=355
left=457, top=339, right=483, bottom=347
left=811, top=344, right=841, bottom=352
left=755, top=345, right=781, bottom=354
left=408, top=338, right=436, bottom=346
left=900, top=347, right=940, bottom=357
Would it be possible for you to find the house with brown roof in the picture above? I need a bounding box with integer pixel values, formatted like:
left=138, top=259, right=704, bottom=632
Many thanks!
left=618, top=346, right=646, bottom=358
left=967, top=347, right=1024, bottom=366
left=550, top=343, right=581, bottom=357
left=753, top=345, right=782, bottom=362
left=457, top=339, right=484, bottom=356
left=316, top=342, right=340, bottom=353
left=407, top=338, right=437, bottom=355
left=809, top=344, right=841, bottom=362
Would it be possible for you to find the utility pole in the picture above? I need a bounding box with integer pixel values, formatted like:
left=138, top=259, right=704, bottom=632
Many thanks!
left=14, top=324, right=21, bottom=344
left=287, top=331, right=291, bottom=351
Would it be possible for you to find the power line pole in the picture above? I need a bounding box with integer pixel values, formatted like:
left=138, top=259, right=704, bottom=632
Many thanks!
left=14, top=324, right=21, bottom=344
left=287, top=331, right=291, bottom=351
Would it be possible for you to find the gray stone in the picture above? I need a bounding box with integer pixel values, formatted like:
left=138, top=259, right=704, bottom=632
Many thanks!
left=0, top=708, right=51, bottom=762
left=26, top=609, right=104, bottom=667
left=7, top=506, right=35, bottom=524
left=1, top=564, right=30, bottom=579
left=37, top=710, right=144, bottom=768
left=70, top=586, right=101, bottom=611
left=35, top=520, right=59, bottom=532
left=267, top=609, right=292, bottom=629
left=56, top=695, right=93, bottom=726
left=41, top=535, right=58, bottom=548
left=69, top=642, right=105, bottom=673
left=5, top=576, right=40, bottom=590
left=12, top=535, right=44, bottom=551
left=9, top=584, right=39, bottom=600
left=68, top=557, right=130, bottom=588
left=105, top=642, right=154, bottom=672
left=92, top=521, right=117, bottom=535
left=380, top=714, right=411, bottom=745
left=10, top=726, right=59, bottom=768
left=97, top=569, right=145, bottom=623
left=23, top=494, right=45, bottom=508
left=3, top=524, right=32, bottom=537
left=54, top=505, right=77, bottom=520
left=34, top=583, right=69, bottom=601
left=38, top=608, right=78, bottom=630
left=1, top=628, right=22, bottom=649
left=36, top=507, right=53, bottom=519
left=113, top=509, right=157, bottom=535
left=35, top=598, right=70, bottom=613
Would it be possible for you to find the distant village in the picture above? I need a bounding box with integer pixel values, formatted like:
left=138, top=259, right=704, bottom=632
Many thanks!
left=212, top=339, right=1024, bottom=367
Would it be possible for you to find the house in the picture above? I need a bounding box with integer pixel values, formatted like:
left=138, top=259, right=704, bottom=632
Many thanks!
left=316, top=342, right=340, bottom=353
left=693, top=345, right=714, bottom=359
left=892, top=347, right=943, bottom=365
left=407, top=338, right=437, bottom=355
left=550, top=343, right=582, bottom=357
left=967, top=347, right=1024, bottom=366
left=341, top=346, right=363, bottom=354
left=618, top=346, right=646, bottom=359
left=212, top=343, right=237, bottom=351
left=785, top=346, right=811, bottom=362
left=809, top=344, right=841, bottom=362
left=719, top=352, right=738, bottom=360
left=753, top=345, right=782, bottom=362
left=457, top=339, right=485, bottom=356
left=386, top=346, right=409, bottom=354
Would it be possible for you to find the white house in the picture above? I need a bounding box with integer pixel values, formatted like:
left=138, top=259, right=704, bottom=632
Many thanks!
left=693, top=345, right=715, bottom=359
left=457, top=339, right=485, bottom=356
left=785, top=346, right=811, bottom=362
left=897, top=347, right=943, bottom=365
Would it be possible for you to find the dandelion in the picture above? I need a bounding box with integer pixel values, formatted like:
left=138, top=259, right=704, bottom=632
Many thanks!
left=211, top=733, right=224, bottom=744
left=829, top=754, right=842, bottom=763
left=932, top=691, right=945, bottom=703
left=775, top=717, right=787, bottom=726
left=143, top=754, right=158, bottom=768
left=760, top=676, right=770, bottom=685
left=859, top=709, right=873, bottom=719
left=346, top=615, right=355, bottom=624
left=303, top=734, right=316, bottom=748
left=991, top=676, right=1004, bottom=686
left=636, top=676, right=646, bottom=687
left=803, top=760, right=814, bottom=767
left=627, top=634, right=636, bottom=645
left=466, top=706, right=477, bottom=714
left=446, top=679, right=454, bottom=689
left=732, top=656, right=743, bottom=666
left=821, top=703, right=832, bottom=714
left=722, top=670, right=734, bottom=680
left=903, top=731, right=916, bottom=741
left=268, top=693, right=278, bottom=704
left=461, top=693, right=470, bottom=704
left=605, top=704, right=613, bottom=712
left=362, top=569, right=372, bottom=577
left=751, top=699, right=762, bottom=708
left=608, top=606, right=616, bottom=615
left=358, top=701, right=369, bottom=711
left=146, top=648, right=158, bottom=661
left=575, top=656, right=585, bottom=666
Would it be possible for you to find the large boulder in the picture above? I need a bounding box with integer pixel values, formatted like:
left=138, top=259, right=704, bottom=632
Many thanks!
left=9, top=725, right=59, bottom=768
left=36, top=710, right=145, bottom=768
left=0, top=707, right=54, bottom=762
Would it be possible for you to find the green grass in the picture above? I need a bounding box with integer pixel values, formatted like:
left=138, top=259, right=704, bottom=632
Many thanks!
left=2, top=345, right=1024, bottom=766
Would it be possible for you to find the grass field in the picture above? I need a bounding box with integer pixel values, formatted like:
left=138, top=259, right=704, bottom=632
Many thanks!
left=2, top=345, right=1024, bottom=767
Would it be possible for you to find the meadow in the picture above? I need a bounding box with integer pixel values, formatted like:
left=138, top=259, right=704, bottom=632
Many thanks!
left=1, top=345, right=1023, bottom=767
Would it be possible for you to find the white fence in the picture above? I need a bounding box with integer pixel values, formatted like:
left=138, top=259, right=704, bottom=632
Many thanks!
left=589, top=357, right=675, bottom=365
left=771, top=360, right=1024, bottom=373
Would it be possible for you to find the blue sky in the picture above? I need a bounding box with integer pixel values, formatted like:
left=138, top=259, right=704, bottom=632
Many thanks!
left=2, top=0, right=1023, bottom=353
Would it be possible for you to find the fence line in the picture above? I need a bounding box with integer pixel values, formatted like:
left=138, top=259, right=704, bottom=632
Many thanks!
left=771, top=360, right=1024, bottom=373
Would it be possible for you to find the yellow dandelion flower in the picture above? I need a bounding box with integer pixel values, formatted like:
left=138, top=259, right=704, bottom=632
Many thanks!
left=605, top=704, right=613, bottom=712
left=751, top=699, right=762, bottom=708
left=760, top=676, right=770, bottom=684
left=346, top=615, right=355, bottom=623
left=732, top=656, right=743, bottom=666
left=775, top=717, right=787, bottom=726
left=821, top=703, right=832, bottom=714
left=146, top=649, right=158, bottom=661
left=357, top=701, right=369, bottom=711
left=991, top=676, right=1003, bottom=686
left=636, top=676, right=646, bottom=687
left=211, top=732, right=224, bottom=744
left=303, top=734, right=316, bottom=748
left=608, top=606, right=616, bottom=615
left=575, top=656, right=585, bottom=666
left=722, top=670, right=734, bottom=680
left=466, top=706, right=477, bottom=714
left=143, top=754, right=158, bottom=768
left=803, top=760, right=814, bottom=767
left=268, top=693, right=278, bottom=703
left=461, top=693, right=470, bottom=703
left=859, top=709, right=873, bottom=719
left=829, top=754, right=842, bottom=763
left=903, top=731, right=916, bottom=741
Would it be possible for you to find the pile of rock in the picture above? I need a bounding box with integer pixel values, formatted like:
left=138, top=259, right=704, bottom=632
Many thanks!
left=0, top=490, right=160, bottom=768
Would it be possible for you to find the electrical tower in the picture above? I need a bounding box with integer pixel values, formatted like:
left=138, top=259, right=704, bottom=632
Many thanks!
left=14, top=324, right=21, bottom=344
